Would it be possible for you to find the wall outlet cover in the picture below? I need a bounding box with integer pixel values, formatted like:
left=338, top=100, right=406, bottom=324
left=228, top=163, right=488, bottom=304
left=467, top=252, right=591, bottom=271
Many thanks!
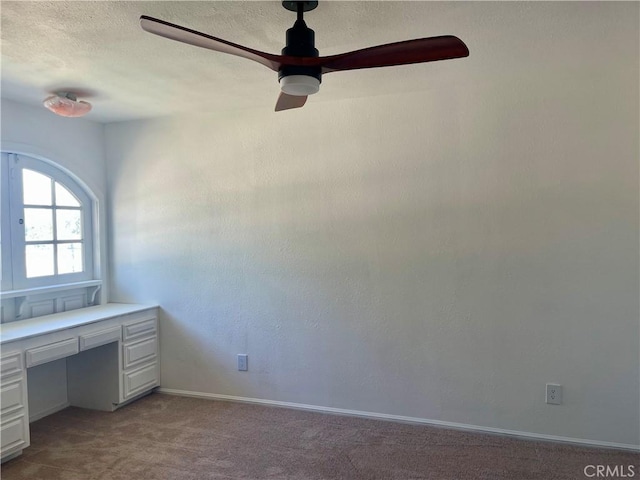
left=237, top=354, right=248, bottom=371
left=546, top=383, right=562, bottom=405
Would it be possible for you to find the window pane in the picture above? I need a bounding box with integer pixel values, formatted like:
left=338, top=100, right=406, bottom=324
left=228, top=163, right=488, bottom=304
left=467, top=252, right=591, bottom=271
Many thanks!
left=56, top=209, right=82, bottom=240
left=24, top=208, right=54, bottom=241
left=57, top=243, right=83, bottom=274
left=23, top=169, right=52, bottom=205
left=26, top=244, right=54, bottom=277
left=55, top=182, right=80, bottom=207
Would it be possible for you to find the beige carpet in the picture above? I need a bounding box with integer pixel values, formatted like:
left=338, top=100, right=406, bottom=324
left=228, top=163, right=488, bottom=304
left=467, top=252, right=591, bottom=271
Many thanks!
left=1, top=393, right=638, bottom=479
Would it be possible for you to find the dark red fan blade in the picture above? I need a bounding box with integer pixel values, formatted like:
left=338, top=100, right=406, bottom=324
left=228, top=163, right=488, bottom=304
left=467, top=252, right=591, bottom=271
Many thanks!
left=318, top=36, right=469, bottom=73
left=140, top=16, right=284, bottom=72
left=275, top=92, right=308, bottom=111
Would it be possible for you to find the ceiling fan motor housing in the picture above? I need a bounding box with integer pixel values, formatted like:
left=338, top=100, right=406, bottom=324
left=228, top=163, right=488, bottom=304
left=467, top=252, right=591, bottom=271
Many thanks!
left=279, top=19, right=322, bottom=94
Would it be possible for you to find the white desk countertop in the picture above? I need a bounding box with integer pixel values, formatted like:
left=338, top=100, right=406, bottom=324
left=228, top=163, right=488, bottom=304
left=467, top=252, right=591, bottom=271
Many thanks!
left=0, top=303, right=158, bottom=344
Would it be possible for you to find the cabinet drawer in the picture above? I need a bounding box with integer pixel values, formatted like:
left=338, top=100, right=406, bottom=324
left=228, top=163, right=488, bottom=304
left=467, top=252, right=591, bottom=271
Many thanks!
left=80, top=327, right=121, bottom=351
left=26, top=338, right=79, bottom=367
left=1, top=415, right=28, bottom=453
left=0, top=353, right=23, bottom=381
left=0, top=380, right=25, bottom=418
left=123, top=337, right=157, bottom=369
left=123, top=363, right=157, bottom=399
left=123, top=318, right=156, bottom=341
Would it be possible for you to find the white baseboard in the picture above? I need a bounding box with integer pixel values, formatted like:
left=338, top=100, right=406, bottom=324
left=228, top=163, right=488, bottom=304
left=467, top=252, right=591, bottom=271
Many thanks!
left=29, top=401, right=69, bottom=423
left=158, top=388, right=640, bottom=452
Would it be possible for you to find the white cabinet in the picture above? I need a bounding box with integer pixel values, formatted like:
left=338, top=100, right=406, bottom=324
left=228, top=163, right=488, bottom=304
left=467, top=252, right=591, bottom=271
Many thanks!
left=0, top=304, right=159, bottom=461
left=123, top=363, right=159, bottom=399
left=25, top=337, right=79, bottom=367
left=121, top=315, right=159, bottom=402
left=123, top=337, right=157, bottom=369
left=123, top=318, right=156, bottom=341
left=0, top=354, right=22, bottom=378
left=79, top=327, right=121, bottom=351
left=0, top=352, right=29, bottom=460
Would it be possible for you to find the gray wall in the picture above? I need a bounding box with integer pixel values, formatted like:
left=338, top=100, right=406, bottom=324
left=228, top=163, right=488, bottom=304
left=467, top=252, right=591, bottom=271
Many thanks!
left=105, top=3, right=639, bottom=446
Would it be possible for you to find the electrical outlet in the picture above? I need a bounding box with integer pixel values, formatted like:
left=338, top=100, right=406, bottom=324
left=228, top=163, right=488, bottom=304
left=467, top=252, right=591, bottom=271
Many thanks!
left=237, top=354, right=248, bottom=371
left=546, top=383, right=562, bottom=405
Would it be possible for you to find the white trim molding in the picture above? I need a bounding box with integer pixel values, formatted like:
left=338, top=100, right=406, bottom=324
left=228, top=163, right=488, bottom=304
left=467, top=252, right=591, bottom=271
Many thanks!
left=1, top=280, right=102, bottom=300
left=158, top=388, right=640, bottom=453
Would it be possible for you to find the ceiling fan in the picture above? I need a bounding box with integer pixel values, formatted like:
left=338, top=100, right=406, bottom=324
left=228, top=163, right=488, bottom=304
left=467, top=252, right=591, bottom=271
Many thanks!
left=140, top=1, right=469, bottom=112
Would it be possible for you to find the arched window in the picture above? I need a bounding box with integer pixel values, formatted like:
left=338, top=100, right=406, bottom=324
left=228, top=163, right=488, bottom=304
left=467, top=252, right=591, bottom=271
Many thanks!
left=1, top=153, right=100, bottom=321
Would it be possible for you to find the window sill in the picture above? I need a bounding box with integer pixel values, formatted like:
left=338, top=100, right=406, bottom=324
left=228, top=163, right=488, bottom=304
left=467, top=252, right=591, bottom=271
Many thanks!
left=0, top=280, right=102, bottom=300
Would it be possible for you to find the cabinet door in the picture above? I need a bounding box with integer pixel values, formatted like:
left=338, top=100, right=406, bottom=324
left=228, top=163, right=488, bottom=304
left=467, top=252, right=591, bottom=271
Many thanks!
left=123, top=337, right=157, bottom=369
left=1, top=415, right=29, bottom=458
left=0, top=353, right=23, bottom=381
left=123, top=363, right=158, bottom=400
left=122, top=318, right=156, bottom=341
left=80, top=327, right=121, bottom=351
left=1, top=379, right=26, bottom=418
left=25, top=338, right=78, bottom=367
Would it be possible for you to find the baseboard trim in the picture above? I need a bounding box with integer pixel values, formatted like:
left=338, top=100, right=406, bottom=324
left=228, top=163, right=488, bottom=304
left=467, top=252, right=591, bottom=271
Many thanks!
left=29, top=401, right=70, bottom=423
left=158, top=388, right=640, bottom=452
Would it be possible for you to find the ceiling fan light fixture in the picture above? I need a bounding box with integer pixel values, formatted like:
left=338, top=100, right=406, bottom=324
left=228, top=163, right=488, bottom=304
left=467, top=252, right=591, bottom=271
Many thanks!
left=280, top=75, right=320, bottom=96
left=43, top=92, right=92, bottom=117
left=140, top=2, right=469, bottom=112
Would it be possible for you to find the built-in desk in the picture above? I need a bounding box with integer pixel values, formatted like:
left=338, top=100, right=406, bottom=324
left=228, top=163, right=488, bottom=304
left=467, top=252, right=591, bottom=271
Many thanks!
left=0, top=303, right=160, bottom=461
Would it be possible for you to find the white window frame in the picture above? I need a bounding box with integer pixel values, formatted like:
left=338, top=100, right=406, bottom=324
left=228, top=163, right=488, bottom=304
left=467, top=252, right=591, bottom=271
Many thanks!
left=1, top=152, right=101, bottom=320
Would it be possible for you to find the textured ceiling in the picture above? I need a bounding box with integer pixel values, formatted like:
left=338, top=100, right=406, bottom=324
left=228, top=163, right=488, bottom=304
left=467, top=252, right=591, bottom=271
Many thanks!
left=0, top=1, right=624, bottom=123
